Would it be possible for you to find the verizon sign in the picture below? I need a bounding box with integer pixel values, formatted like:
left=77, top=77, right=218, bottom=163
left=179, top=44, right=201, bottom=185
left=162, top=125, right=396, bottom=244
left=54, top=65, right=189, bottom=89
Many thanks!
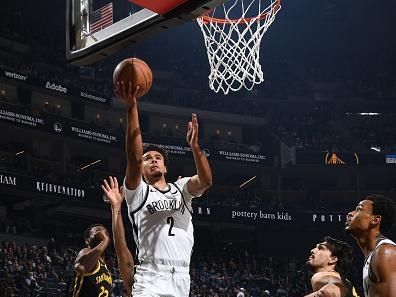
left=4, top=70, right=27, bottom=81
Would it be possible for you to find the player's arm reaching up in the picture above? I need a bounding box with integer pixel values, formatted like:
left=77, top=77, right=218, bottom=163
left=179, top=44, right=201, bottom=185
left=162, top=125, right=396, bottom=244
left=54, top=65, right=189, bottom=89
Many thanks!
left=117, top=82, right=143, bottom=191
left=186, top=113, right=213, bottom=196
left=102, top=176, right=134, bottom=296
left=74, top=229, right=109, bottom=275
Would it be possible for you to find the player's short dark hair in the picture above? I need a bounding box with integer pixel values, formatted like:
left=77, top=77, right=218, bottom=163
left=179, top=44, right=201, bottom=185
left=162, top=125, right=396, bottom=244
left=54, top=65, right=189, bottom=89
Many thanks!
left=143, top=144, right=169, bottom=166
left=366, top=194, right=396, bottom=235
left=324, top=236, right=353, bottom=279
left=84, top=223, right=104, bottom=241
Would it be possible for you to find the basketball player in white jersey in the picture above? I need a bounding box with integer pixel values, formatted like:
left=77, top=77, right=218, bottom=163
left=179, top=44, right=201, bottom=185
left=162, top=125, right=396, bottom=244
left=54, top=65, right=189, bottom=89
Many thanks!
left=345, top=194, right=396, bottom=297
left=304, top=236, right=359, bottom=297
left=117, top=84, right=212, bottom=296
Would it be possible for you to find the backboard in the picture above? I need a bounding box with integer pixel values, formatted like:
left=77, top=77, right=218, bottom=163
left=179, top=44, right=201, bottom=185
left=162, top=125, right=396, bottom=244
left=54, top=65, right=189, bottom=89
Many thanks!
left=66, top=0, right=226, bottom=66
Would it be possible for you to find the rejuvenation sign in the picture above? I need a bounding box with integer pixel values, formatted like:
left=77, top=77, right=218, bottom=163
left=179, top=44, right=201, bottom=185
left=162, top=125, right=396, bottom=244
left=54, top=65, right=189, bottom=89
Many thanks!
left=0, top=171, right=86, bottom=200
left=35, top=181, right=85, bottom=198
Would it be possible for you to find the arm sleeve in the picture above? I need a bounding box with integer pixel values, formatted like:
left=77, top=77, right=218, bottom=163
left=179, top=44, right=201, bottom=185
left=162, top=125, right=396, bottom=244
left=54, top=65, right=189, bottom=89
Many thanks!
left=175, top=177, right=201, bottom=201
left=123, top=178, right=148, bottom=212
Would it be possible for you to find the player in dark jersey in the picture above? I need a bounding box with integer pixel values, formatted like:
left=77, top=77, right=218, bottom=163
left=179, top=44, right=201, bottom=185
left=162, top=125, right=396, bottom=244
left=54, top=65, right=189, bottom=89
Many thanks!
left=304, top=236, right=359, bottom=297
left=72, top=224, right=112, bottom=297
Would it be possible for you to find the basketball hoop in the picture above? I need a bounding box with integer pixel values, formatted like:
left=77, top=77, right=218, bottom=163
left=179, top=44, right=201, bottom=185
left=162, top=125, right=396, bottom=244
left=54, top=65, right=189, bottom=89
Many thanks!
left=197, top=0, right=281, bottom=95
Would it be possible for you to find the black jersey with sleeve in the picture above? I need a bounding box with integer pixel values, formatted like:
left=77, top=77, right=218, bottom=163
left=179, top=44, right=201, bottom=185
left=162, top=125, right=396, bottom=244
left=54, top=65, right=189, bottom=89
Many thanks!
left=343, top=277, right=360, bottom=297
left=72, top=258, right=112, bottom=297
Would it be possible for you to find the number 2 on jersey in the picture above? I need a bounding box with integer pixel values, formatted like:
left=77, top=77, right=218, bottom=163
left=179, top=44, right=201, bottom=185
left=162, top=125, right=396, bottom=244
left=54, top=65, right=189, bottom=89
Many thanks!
left=167, top=216, right=175, bottom=236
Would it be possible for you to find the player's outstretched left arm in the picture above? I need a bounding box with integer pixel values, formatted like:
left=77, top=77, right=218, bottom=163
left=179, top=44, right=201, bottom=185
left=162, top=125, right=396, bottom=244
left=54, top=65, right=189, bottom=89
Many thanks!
left=102, top=176, right=134, bottom=296
left=186, top=113, right=212, bottom=196
left=371, top=244, right=396, bottom=297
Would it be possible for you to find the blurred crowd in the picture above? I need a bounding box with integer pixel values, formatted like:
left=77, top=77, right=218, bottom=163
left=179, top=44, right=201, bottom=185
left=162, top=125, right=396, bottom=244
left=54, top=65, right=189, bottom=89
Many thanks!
left=190, top=250, right=309, bottom=297
left=0, top=239, right=72, bottom=296
left=269, top=109, right=396, bottom=153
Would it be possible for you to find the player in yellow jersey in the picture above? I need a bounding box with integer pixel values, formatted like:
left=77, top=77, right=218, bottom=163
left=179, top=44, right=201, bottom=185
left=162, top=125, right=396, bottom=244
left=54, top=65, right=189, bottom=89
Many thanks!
left=72, top=224, right=112, bottom=297
left=304, top=236, right=359, bottom=297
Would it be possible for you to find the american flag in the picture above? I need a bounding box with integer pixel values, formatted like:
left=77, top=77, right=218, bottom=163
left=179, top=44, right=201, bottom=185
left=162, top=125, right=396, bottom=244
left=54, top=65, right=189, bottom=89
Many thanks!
left=90, top=3, right=113, bottom=34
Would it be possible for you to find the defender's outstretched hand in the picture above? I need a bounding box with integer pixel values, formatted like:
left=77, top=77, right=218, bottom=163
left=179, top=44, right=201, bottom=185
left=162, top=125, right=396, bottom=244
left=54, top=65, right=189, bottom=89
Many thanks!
left=102, top=176, right=123, bottom=208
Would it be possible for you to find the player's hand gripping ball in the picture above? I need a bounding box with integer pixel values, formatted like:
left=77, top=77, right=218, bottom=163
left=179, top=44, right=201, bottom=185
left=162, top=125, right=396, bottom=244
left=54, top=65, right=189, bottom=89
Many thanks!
left=113, top=57, right=153, bottom=100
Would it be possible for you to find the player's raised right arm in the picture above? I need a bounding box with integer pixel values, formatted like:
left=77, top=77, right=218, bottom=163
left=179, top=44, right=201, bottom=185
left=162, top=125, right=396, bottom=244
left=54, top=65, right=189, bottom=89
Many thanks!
left=102, top=177, right=134, bottom=296
left=117, top=82, right=143, bottom=190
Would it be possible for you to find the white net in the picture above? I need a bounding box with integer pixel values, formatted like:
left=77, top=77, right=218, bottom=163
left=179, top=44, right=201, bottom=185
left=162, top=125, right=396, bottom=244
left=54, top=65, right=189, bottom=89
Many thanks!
left=197, top=0, right=281, bottom=95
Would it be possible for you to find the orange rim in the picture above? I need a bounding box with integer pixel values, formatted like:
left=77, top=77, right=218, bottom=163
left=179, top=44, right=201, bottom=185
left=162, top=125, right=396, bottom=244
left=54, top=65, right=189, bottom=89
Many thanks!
left=200, top=0, right=281, bottom=24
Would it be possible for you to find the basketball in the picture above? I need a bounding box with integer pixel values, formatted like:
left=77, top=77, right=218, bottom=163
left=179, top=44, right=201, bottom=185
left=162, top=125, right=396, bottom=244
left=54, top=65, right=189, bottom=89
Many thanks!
left=113, top=57, right=153, bottom=98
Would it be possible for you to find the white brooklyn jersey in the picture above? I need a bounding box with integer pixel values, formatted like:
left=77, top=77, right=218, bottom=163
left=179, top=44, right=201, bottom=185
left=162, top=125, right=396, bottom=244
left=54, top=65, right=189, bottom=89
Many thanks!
left=362, top=237, right=396, bottom=297
left=124, top=177, right=196, bottom=267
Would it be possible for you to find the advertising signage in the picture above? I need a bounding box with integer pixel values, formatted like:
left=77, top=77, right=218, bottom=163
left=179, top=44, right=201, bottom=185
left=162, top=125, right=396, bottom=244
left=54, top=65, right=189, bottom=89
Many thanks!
left=0, top=172, right=349, bottom=225
left=1, top=66, right=110, bottom=105
left=0, top=172, right=85, bottom=199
